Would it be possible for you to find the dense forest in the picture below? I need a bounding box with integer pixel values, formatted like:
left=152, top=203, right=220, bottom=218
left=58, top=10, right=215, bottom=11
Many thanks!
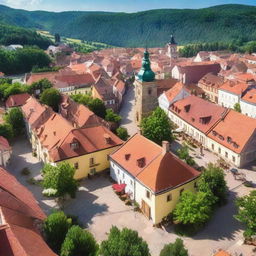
left=0, top=47, right=51, bottom=74
left=0, top=4, right=256, bottom=47
left=0, top=23, right=52, bottom=49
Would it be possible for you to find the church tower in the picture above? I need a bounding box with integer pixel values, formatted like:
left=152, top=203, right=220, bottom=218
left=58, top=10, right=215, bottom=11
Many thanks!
left=167, top=34, right=178, bottom=59
left=134, top=49, right=158, bottom=124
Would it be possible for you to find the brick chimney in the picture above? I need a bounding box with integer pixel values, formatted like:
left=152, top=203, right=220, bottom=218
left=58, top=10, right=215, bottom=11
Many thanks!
left=162, top=141, right=170, bottom=155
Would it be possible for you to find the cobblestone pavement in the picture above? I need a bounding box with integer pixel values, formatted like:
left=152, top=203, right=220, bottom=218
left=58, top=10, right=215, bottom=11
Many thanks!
left=119, top=85, right=138, bottom=136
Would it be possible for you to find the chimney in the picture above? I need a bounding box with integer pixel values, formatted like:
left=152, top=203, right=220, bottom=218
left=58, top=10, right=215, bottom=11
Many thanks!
left=162, top=141, right=170, bottom=154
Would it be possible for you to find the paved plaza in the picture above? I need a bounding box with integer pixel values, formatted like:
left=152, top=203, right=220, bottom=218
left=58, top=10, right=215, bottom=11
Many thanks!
left=6, top=137, right=256, bottom=256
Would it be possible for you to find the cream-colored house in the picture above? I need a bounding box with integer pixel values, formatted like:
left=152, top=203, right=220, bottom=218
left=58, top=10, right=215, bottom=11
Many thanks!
left=109, top=134, right=200, bottom=224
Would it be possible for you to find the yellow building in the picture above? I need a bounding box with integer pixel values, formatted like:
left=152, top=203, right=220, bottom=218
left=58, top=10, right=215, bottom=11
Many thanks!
left=110, top=134, right=200, bottom=224
left=22, top=97, right=123, bottom=179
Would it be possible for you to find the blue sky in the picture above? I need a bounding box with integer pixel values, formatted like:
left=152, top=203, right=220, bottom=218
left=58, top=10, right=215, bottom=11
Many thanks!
left=0, top=0, right=255, bottom=12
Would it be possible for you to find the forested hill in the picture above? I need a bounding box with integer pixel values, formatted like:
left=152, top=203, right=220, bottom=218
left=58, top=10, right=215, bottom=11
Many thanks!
left=0, top=4, right=256, bottom=47
left=0, top=23, right=52, bottom=49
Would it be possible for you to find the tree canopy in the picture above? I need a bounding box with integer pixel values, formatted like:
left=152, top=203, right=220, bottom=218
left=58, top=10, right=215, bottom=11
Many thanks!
left=4, top=107, right=24, bottom=136
left=140, top=107, right=173, bottom=145
left=27, top=78, right=53, bottom=96
left=0, top=47, right=51, bottom=75
left=198, top=163, right=228, bottom=205
left=160, top=238, right=188, bottom=256
left=100, top=226, right=150, bottom=256
left=235, top=191, right=256, bottom=238
left=105, top=109, right=122, bottom=123
left=40, top=87, right=61, bottom=112
left=61, top=225, right=98, bottom=256
left=42, top=162, right=78, bottom=198
left=116, top=127, right=129, bottom=141
left=43, top=211, right=72, bottom=253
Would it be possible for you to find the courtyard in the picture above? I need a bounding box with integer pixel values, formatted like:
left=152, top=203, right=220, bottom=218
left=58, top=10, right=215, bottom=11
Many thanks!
left=6, top=137, right=256, bottom=256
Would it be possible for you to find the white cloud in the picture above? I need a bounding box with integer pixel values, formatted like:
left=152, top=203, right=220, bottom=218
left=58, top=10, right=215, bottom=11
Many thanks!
left=0, top=0, right=42, bottom=9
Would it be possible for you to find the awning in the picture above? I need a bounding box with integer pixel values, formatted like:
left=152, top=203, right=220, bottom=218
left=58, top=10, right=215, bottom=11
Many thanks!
left=112, top=183, right=126, bottom=193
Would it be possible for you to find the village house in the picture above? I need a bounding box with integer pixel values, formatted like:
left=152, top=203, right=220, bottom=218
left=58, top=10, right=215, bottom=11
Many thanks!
left=22, top=97, right=123, bottom=179
left=0, top=136, right=11, bottom=167
left=198, top=73, right=224, bottom=103
left=168, top=95, right=227, bottom=146
left=92, top=76, right=119, bottom=111
left=218, top=80, right=252, bottom=108
left=240, top=89, right=256, bottom=118
left=109, top=134, right=200, bottom=224
left=207, top=109, right=256, bottom=167
left=193, top=51, right=210, bottom=62
left=5, top=93, right=30, bottom=109
left=171, top=62, right=221, bottom=85
left=0, top=167, right=56, bottom=256
left=158, top=82, right=190, bottom=113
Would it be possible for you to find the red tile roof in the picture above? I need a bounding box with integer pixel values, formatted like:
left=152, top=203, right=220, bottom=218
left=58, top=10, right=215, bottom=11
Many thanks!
left=219, top=81, right=249, bottom=95
left=26, top=72, right=58, bottom=85
left=170, top=95, right=227, bottom=133
left=21, top=97, right=53, bottom=129
left=50, top=125, right=123, bottom=162
left=5, top=93, right=30, bottom=108
left=164, top=82, right=188, bottom=103
left=110, top=134, right=200, bottom=193
left=241, top=89, right=256, bottom=104
left=208, top=109, right=256, bottom=154
left=198, top=73, right=224, bottom=89
left=60, top=95, right=106, bottom=128
left=0, top=167, right=56, bottom=256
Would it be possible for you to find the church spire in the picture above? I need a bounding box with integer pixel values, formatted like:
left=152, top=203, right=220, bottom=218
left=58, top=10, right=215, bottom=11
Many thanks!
left=169, top=34, right=177, bottom=45
left=137, top=49, right=155, bottom=82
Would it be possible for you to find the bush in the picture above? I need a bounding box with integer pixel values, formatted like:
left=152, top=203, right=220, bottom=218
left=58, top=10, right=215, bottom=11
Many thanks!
left=44, top=211, right=72, bottom=253
left=0, top=123, right=13, bottom=140
left=105, top=109, right=122, bottom=123
left=61, top=225, right=98, bottom=256
left=116, top=127, right=129, bottom=141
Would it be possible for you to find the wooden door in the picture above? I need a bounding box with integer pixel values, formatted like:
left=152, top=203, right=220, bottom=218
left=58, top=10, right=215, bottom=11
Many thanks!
left=141, top=200, right=151, bottom=219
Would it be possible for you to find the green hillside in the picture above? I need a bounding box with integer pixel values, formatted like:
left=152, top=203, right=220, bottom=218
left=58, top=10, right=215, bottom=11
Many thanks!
left=0, top=23, right=52, bottom=49
left=0, top=4, right=256, bottom=47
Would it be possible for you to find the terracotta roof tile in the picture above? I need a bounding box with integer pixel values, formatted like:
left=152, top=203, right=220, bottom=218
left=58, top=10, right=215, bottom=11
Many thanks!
left=208, top=109, right=256, bottom=154
left=164, top=82, right=188, bottom=103
left=241, top=89, right=256, bottom=104
left=220, top=81, right=249, bottom=95
left=5, top=93, right=30, bottom=108
left=170, top=95, right=227, bottom=133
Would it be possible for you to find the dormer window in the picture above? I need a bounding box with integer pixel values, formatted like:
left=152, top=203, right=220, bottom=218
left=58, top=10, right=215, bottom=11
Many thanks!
left=70, top=141, right=79, bottom=150
left=212, top=131, right=217, bottom=136
left=137, top=157, right=146, bottom=168
left=233, top=142, right=239, bottom=149
left=104, top=134, right=112, bottom=144
left=227, top=136, right=232, bottom=143
left=125, top=154, right=131, bottom=161
left=184, top=104, right=191, bottom=113
left=218, top=135, right=224, bottom=141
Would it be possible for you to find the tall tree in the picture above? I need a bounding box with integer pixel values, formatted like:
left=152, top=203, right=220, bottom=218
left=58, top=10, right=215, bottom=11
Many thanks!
left=235, top=191, right=256, bottom=239
left=44, top=211, right=72, bottom=253
left=198, top=163, right=228, bottom=205
left=4, top=107, right=24, bottom=136
left=40, top=88, right=61, bottom=112
left=100, top=226, right=150, bottom=256
left=140, top=107, right=173, bottom=145
left=42, top=162, right=78, bottom=198
left=61, top=226, right=98, bottom=256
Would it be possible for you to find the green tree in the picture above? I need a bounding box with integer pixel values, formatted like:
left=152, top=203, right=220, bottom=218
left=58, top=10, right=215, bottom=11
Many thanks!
left=105, top=109, right=122, bottom=123
left=116, top=127, right=129, bottom=141
left=177, top=143, right=195, bottom=166
left=4, top=107, right=24, bottom=136
left=173, top=190, right=215, bottom=226
left=100, top=226, right=150, bottom=256
left=88, top=98, right=106, bottom=118
left=0, top=83, right=10, bottom=99
left=44, top=211, right=72, bottom=253
left=160, top=238, right=188, bottom=256
left=61, top=225, right=98, bottom=256
left=3, top=82, right=25, bottom=99
left=40, top=88, right=61, bottom=112
left=235, top=191, right=256, bottom=238
left=0, top=123, right=14, bottom=140
left=198, top=163, right=228, bottom=205
left=234, top=103, right=241, bottom=113
left=42, top=162, right=78, bottom=198
left=27, top=78, right=52, bottom=95
left=140, top=107, right=173, bottom=145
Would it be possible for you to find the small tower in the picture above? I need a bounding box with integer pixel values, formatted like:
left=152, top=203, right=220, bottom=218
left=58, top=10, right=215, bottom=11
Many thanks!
left=167, top=34, right=178, bottom=59
left=134, top=49, right=158, bottom=124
